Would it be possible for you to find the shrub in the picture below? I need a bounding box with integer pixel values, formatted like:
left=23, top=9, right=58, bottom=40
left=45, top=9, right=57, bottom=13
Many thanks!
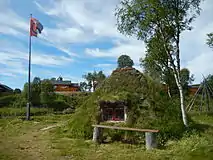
left=48, top=100, right=71, bottom=111
left=0, top=94, right=17, bottom=108
left=12, top=94, right=27, bottom=108
left=55, top=93, right=90, bottom=109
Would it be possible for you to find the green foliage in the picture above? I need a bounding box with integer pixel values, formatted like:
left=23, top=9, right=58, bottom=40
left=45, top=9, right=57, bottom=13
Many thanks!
left=115, top=0, right=203, bottom=127
left=206, top=32, right=213, bottom=48
left=117, top=55, right=134, bottom=68
left=55, top=93, right=90, bottom=109
left=0, top=92, right=13, bottom=97
left=0, top=107, right=52, bottom=117
left=64, top=68, right=186, bottom=145
left=0, top=94, right=17, bottom=108
left=31, top=83, right=41, bottom=106
left=206, top=74, right=213, bottom=89
left=40, top=79, right=55, bottom=106
left=140, top=26, right=194, bottom=97
left=48, top=100, right=70, bottom=111
left=40, top=79, right=54, bottom=93
left=51, top=77, right=56, bottom=81
left=115, top=0, right=202, bottom=41
left=22, top=80, right=41, bottom=106
left=140, top=34, right=168, bottom=80
left=140, top=35, right=179, bottom=96
left=180, top=68, right=194, bottom=88
left=83, top=70, right=106, bottom=91
left=12, top=94, right=27, bottom=108
left=1, top=114, right=213, bottom=160
left=67, top=93, right=90, bottom=109
left=32, top=77, right=41, bottom=84
left=13, top=88, right=21, bottom=94
left=79, top=82, right=87, bottom=91
left=20, top=77, right=76, bottom=111
left=40, top=92, right=54, bottom=106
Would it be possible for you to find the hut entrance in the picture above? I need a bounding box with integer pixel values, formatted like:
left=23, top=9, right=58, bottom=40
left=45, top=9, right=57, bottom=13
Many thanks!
left=99, top=101, right=127, bottom=122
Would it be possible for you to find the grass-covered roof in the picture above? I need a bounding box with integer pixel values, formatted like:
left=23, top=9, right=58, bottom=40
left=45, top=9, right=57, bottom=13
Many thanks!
left=61, top=67, right=186, bottom=144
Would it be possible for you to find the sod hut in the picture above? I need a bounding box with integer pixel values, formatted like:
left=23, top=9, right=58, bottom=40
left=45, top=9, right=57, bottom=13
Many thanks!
left=65, top=67, right=185, bottom=143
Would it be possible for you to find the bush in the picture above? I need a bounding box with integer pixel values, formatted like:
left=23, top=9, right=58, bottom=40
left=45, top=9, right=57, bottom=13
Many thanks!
left=0, top=94, right=17, bottom=108
left=64, top=97, right=96, bottom=138
left=55, top=93, right=90, bottom=109
left=48, top=100, right=71, bottom=111
left=12, top=94, right=27, bottom=108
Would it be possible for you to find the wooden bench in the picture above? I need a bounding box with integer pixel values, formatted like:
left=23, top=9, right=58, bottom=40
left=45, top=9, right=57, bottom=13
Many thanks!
left=92, top=124, right=159, bottom=150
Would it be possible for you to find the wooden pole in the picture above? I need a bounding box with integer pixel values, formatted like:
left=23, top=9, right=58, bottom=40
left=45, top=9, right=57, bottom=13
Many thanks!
left=187, top=83, right=202, bottom=112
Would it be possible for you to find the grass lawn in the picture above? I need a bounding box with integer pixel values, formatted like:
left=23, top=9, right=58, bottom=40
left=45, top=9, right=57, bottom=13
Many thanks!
left=0, top=113, right=213, bottom=160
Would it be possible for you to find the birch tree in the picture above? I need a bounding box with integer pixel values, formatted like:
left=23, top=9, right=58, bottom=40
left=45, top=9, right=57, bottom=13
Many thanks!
left=115, top=0, right=203, bottom=127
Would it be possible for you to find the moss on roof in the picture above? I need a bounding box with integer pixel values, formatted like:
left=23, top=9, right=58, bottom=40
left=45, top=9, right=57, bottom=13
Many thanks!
left=62, top=68, right=185, bottom=143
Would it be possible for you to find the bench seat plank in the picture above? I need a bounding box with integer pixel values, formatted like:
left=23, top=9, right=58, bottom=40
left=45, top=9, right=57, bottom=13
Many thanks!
left=92, top=124, right=159, bottom=133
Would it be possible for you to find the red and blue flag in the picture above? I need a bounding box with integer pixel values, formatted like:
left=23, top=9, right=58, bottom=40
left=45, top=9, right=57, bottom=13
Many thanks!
left=30, top=17, right=43, bottom=37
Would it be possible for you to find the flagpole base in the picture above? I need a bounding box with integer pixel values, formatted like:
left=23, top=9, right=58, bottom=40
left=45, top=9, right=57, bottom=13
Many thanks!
left=26, top=102, right=30, bottom=120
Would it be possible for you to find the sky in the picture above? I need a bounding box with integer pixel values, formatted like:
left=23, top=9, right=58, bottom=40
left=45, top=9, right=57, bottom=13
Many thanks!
left=1, top=0, right=213, bottom=90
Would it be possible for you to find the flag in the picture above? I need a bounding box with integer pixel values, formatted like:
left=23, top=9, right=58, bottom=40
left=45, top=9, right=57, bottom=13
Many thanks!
left=30, top=17, right=43, bottom=37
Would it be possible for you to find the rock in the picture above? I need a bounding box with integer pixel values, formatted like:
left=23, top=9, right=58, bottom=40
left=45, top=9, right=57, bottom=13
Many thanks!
left=62, top=108, right=75, bottom=114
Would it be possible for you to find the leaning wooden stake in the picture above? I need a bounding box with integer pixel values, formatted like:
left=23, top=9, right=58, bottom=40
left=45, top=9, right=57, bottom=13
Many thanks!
left=145, top=132, right=157, bottom=150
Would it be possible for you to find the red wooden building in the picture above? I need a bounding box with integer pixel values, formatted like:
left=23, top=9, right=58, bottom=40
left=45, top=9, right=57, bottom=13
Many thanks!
left=188, top=84, right=200, bottom=95
left=51, top=78, right=80, bottom=94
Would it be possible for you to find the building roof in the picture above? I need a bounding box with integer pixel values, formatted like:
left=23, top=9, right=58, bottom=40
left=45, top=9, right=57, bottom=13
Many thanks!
left=188, top=84, right=200, bottom=88
left=52, top=80, right=72, bottom=85
left=51, top=80, right=79, bottom=87
left=0, top=84, right=13, bottom=92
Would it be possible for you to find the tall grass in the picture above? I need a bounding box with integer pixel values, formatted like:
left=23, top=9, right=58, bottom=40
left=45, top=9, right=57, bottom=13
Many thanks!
left=0, top=107, right=53, bottom=118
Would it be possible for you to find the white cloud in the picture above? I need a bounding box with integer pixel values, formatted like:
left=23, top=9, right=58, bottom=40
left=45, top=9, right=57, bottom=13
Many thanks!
left=85, top=40, right=145, bottom=64
left=0, top=40, right=74, bottom=78
left=186, top=51, right=213, bottom=83
left=35, top=0, right=142, bottom=46
left=0, top=71, right=17, bottom=77
left=0, top=1, right=28, bottom=36
left=63, top=75, right=84, bottom=83
left=2, top=0, right=213, bottom=86
left=34, top=0, right=146, bottom=72
left=0, top=49, right=73, bottom=68
left=41, top=27, right=91, bottom=44
left=179, top=0, right=213, bottom=82
left=94, top=64, right=114, bottom=67
left=35, top=0, right=213, bottom=83
left=0, top=1, right=79, bottom=58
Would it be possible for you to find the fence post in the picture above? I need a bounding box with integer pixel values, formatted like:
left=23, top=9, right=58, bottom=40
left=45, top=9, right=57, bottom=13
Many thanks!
left=145, top=132, right=157, bottom=150
left=93, top=127, right=102, bottom=143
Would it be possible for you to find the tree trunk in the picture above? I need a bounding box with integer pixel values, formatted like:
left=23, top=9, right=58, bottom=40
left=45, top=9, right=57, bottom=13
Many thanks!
left=174, top=1, right=188, bottom=127
left=167, top=86, right=172, bottom=98
left=158, top=23, right=188, bottom=127
left=175, top=77, right=188, bottom=127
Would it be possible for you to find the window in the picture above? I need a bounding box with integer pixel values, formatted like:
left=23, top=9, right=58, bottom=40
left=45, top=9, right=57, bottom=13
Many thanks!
left=115, top=108, right=124, bottom=121
left=103, top=107, right=125, bottom=122
left=103, top=108, right=113, bottom=121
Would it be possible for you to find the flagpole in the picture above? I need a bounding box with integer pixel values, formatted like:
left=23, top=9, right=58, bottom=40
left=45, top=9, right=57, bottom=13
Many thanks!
left=26, top=14, right=32, bottom=120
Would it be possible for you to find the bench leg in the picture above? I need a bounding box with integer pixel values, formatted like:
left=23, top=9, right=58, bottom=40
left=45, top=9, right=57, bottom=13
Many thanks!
left=145, top=132, right=157, bottom=150
left=93, top=127, right=102, bottom=143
